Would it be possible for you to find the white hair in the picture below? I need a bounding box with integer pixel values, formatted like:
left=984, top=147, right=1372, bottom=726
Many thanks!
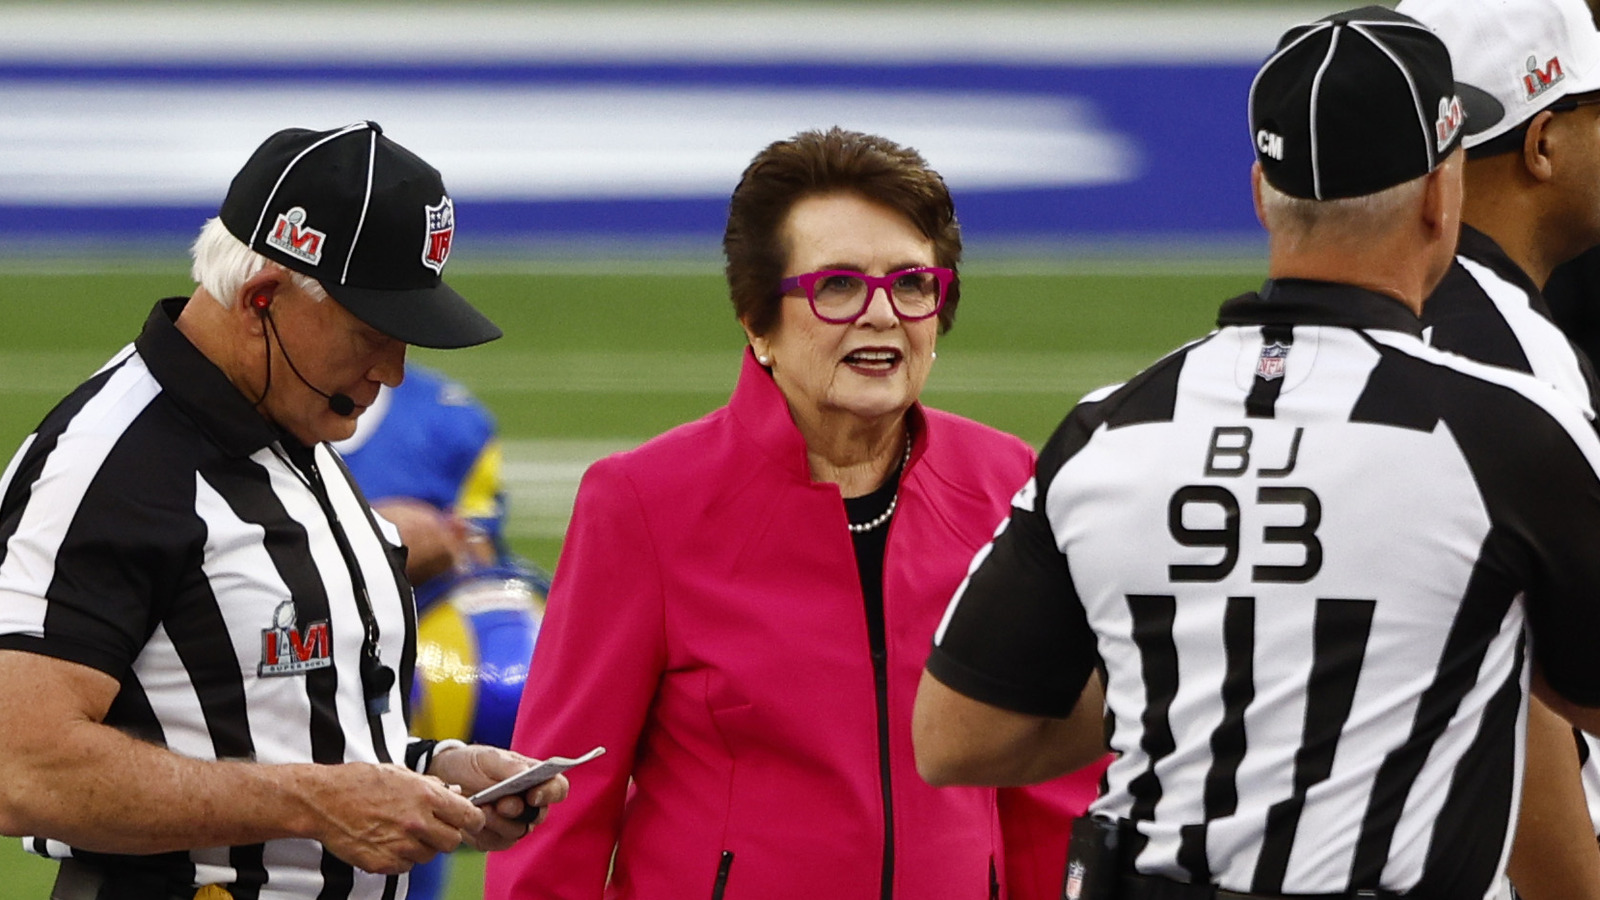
left=1258, top=173, right=1428, bottom=244
left=190, top=217, right=328, bottom=308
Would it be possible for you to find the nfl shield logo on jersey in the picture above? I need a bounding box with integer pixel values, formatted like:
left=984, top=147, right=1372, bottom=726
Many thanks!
left=259, top=600, right=333, bottom=676
left=1256, top=341, right=1290, bottom=381
left=422, top=196, right=454, bottom=274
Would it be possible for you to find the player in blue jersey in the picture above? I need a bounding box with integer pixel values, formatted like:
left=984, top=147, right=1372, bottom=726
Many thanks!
left=337, top=364, right=509, bottom=582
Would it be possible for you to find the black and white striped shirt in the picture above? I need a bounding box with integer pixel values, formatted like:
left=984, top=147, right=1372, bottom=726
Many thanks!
left=0, top=298, right=422, bottom=900
left=928, top=280, right=1600, bottom=899
left=1424, top=225, right=1600, bottom=840
left=1424, top=225, right=1600, bottom=416
left=1420, top=225, right=1600, bottom=839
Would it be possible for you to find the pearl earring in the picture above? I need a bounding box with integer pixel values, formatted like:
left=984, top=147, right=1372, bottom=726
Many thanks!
left=931, top=351, right=938, bottom=360
left=758, top=354, right=771, bottom=366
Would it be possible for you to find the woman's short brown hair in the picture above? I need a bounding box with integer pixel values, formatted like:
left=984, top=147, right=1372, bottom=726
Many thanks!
left=723, top=127, right=962, bottom=337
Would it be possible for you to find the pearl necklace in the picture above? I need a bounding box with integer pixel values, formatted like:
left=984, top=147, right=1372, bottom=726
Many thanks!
left=847, top=435, right=913, bottom=534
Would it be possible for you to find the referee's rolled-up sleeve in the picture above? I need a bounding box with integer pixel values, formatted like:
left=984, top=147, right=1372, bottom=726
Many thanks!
left=927, top=475, right=1099, bottom=719
left=0, top=424, right=199, bottom=680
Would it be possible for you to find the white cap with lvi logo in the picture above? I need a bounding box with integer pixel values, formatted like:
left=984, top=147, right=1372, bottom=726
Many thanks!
left=1398, top=0, right=1600, bottom=148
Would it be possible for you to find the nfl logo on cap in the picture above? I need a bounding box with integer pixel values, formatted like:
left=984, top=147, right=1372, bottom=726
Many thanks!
left=423, top=197, right=454, bottom=275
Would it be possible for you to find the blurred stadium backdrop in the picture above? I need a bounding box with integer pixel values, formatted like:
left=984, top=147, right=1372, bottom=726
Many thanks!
left=1, top=2, right=1348, bottom=897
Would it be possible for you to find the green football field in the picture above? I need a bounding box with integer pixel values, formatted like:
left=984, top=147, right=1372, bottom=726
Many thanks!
left=0, top=257, right=1263, bottom=897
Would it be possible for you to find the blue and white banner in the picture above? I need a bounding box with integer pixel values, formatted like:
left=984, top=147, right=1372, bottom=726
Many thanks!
left=0, top=3, right=1336, bottom=254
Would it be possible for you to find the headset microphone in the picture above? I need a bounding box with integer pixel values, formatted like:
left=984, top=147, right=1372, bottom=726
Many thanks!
left=255, top=295, right=358, bottom=417
left=323, top=390, right=358, bottom=418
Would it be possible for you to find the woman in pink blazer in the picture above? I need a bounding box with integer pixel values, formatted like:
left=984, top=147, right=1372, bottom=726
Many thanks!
left=486, top=128, right=1105, bottom=900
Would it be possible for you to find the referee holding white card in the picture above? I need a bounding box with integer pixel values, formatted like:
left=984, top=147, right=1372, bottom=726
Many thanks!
left=0, top=122, right=566, bottom=900
left=913, top=8, right=1600, bottom=900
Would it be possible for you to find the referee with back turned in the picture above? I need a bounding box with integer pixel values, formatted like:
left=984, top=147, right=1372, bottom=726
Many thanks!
left=0, top=122, right=567, bottom=899
left=913, top=8, right=1600, bottom=900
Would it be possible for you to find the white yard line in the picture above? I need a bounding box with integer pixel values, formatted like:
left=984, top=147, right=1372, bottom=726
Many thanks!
left=0, top=348, right=1156, bottom=538
left=501, top=439, right=638, bottom=540
left=422, top=349, right=1156, bottom=395
left=488, top=346, right=1160, bottom=540
left=0, top=348, right=1160, bottom=396
left=0, top=85, right=1141, bottom=204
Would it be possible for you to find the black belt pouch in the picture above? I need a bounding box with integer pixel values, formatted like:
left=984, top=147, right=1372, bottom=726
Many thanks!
left=1063, top=815, right=1126, bottom=900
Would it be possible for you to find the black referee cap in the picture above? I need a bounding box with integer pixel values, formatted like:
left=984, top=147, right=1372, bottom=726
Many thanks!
left=219, top=121, right=501, bottom=349
left=1249, top=6, right=1467, bottom=201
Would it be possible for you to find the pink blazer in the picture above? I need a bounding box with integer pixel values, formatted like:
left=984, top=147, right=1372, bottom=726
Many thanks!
left=487, top=350, right=1102, bottom=900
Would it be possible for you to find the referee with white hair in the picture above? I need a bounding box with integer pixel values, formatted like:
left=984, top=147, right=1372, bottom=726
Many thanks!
left=913, top=7, right=1600, bottom=899
left=0, top=122, right=567, bottom=900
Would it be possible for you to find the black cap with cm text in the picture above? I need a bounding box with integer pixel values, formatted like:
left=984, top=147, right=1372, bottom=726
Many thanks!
left=219, top=121, right=502, bottom=349
left=1249, top=6, right=1466, bottom=201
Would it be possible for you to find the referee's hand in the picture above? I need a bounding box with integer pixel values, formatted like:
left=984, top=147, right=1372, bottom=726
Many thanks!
left=427, top=743, right=572, bottom=850
left=298, top=762, right=485, bottom=876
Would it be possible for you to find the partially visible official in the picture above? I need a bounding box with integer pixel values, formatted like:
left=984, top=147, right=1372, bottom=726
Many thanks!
left=1545, top=247, right=1600, bottom=370
left=912, top=8, right=1600, bottom=900
left=1394, top=1, right=1600, bottom=896
left=1401, top=0, right=1600, bottom=410
left=0, top=121, right=567, bottom=900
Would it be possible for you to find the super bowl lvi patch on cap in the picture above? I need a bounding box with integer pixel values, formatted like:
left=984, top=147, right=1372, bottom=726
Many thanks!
left=1249, top=5, right=1467, bottom=200
left=1398, top=0, right=1600, bottom=148
left=265, top=207, right=326, bottom=266
left=219, top=121, right=501, bottom=350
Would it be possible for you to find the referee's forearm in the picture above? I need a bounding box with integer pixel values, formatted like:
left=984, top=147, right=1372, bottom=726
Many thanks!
left=0, top=651, right=321, bottom=852
left=913, top=669, right=1106, bottom=787
left=1506, top=697, right=1600, bottom=900
left=0, top=649, right=482, bottom=873
left=11, top=733, right=327, bottom=853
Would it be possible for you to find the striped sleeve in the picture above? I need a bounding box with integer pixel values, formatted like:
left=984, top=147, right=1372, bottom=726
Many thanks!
left=0, top=358, right=203, bottom=678
left=928, top=457, right=1097, bottom=718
